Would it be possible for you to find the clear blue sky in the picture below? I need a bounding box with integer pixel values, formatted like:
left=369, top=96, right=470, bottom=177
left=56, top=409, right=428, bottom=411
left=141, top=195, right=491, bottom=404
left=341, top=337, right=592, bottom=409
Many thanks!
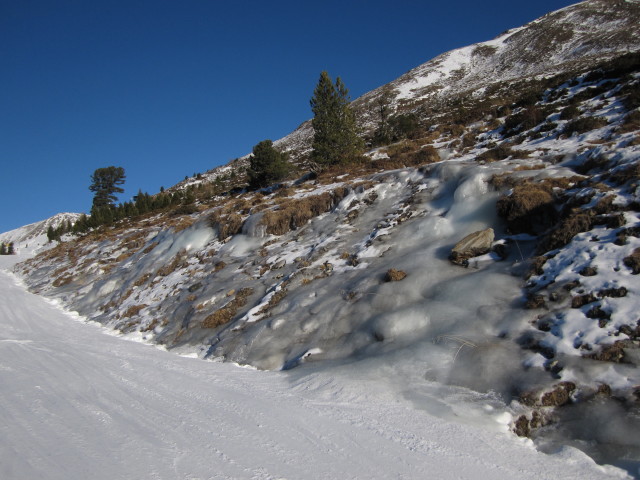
left=0, top=0, right=578, bottom=233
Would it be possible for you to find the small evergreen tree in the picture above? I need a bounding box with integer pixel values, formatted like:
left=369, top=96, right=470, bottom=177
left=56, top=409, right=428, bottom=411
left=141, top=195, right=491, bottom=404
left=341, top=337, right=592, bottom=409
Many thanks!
left=89, top=166, right=126, bottom=211
left=46, top=225, right=57, bottom=242
left=310, top=71, right=363, bottom=166
left=372, top=87, right=394, bottom=146
left=247, top=140, right=289, bottom=189
left=7, top=242, right=14, bottom=255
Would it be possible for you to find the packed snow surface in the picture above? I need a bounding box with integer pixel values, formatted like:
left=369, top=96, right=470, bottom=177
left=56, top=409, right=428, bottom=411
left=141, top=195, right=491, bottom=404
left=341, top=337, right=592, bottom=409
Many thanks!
left=0, top=254, right=627, bottom=480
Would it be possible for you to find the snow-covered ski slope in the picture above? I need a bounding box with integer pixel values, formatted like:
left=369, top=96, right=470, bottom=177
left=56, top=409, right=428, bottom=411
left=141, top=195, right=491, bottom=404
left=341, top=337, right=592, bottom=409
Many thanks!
left=0, top=255, right=627, bottom=479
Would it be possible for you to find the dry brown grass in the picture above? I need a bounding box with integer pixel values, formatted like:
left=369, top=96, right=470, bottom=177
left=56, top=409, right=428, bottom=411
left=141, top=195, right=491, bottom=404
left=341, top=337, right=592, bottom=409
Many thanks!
left=607, top=162, right=640, bottom=187
left=157, top=250, right=187, bottom=276
left=121, top=304, right=148, bottom=318
left=514, top=163, right=546, bottom=171
left=623, top=247, right=640, bottom=274
left=133, top=273, right=152, bottom=287
left=537, top=211, right=593, bottom=254
left=115, top=251, right=134, bottom=262
left=257, top=288, right=288, bottom=316
left=496, top=183, right=556, bottom=235
left=52, top=275, right=73, bottom=288
left=259, top=188, right=348, bottom=236
left=384, top=268, right=407, bottom=282
left=141, top=318, right=159, bottom=332
left=142, top=241, right=159, bottom=255
left=202, top=287, right=254, bottom=328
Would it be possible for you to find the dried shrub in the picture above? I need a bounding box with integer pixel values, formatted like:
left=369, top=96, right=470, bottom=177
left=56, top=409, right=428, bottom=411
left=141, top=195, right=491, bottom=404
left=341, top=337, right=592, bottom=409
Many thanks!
left=141, top=318, right=160, bottom=332
left=257, top=288, right=288, bottom=316
left=202, top=287, right=254, bottom=328
left=210, top=212, right=244, bottom=240
left=133, top=273, right=152, bottom=287
left=607, top=162, right=640, bottom=186
left=496, top=183, right=556, bottom=234
left=563, top=116, right=608, bottom=136
left=171, top=204, right=199, bottom=216
left=384, top=268, right=407, bottom=282
left=157, top=250, right=187, bottom=276
left=540, top=382, right=576, bottom=407
left=623, top=247, right=640, bottom=274
left=503, top=106, right=544, bottom=136
left=537, top=211, right=593, bottom=253
left=619, top=110, right=640, bottom=133
left=52, top=275, right=73, bottom=288
left=587, top=341, right=629, bottom=363
left=259, top=188, right=348, bottom=236
left=525, top=294, right=546, bottom=310
left=477, top=144, right=516, bottom=162
left=559, top=104, right=580, bottom=120
left=115, top=251, right=134, bottom=262
left=121, top=304, right=148, bottom=318
left=574, top=154, right=609, bottom=174
left=526, top=256, right=548, bottom=279
left=142, top=241, right=159, bottom=255
left=571, top=293, right=597, bottom=308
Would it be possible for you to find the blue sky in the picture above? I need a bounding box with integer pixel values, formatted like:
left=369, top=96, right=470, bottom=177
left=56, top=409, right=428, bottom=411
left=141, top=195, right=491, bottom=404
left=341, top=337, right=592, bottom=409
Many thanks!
left=0, top=0, right=578, bottom=233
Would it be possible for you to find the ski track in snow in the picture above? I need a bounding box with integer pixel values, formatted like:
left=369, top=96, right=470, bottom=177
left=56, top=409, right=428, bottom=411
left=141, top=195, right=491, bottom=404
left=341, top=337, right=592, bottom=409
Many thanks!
left=0, top=256, right=628, bottom=479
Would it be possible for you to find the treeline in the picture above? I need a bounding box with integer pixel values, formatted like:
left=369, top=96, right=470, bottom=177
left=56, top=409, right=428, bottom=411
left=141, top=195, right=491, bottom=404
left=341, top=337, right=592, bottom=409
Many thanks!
left=75, top=189, right=198, bottom=234
left=0, top=242, right=15, bottom=255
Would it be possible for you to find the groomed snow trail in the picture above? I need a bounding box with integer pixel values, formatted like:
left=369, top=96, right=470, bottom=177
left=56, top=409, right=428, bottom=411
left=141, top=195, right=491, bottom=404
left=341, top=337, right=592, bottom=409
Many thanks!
left=0, top=259, right=628, bottom=479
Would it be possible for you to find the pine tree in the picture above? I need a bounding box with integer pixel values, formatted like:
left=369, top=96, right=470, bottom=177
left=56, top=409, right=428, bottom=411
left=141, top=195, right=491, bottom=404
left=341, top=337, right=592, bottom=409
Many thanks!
left=373, top=87, right=394, bottom=146
left=46, top=225, right=57, bottom=242
left=310, top=71, right=363, bottom=167
left=247, top=140, right=289, bottom=189
left=89, top=166, right=126, bottom=210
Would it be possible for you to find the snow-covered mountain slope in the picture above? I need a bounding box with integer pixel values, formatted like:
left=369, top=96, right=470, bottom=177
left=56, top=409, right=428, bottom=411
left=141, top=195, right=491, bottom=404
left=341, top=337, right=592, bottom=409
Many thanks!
left=271, top=0, right=640, bottom=162
left=0, top=262, right=627, bottom=479
left=9, top=0, right=640, bottom=474
left=177, top=0, right=640, bottom=190
left=0, top=212, right=81, bottom=254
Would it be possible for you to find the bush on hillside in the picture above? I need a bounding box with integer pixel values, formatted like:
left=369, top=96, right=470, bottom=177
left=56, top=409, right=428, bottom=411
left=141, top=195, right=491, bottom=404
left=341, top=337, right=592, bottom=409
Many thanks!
left=563, top=116, right=608, bottom=136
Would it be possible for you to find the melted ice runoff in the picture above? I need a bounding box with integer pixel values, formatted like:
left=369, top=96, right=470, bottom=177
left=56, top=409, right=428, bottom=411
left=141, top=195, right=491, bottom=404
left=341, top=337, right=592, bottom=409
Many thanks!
left=0, top=255, right=627, bottom=479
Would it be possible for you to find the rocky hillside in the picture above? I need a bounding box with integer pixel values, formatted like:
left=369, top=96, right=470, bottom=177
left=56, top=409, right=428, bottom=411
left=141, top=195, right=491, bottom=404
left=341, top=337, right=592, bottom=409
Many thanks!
left=174, top=0, right=640, bottom=191
left=11, top=0, right=640, bottom=471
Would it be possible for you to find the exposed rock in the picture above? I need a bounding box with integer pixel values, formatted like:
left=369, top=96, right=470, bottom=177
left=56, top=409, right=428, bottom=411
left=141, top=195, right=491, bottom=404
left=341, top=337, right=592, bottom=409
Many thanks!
left=449, top=228, right=495, bottom=266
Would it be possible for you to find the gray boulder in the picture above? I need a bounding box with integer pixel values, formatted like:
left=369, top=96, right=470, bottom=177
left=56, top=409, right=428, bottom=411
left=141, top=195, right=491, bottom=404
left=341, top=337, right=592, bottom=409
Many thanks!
left=449, top=228, right=495, bottom=267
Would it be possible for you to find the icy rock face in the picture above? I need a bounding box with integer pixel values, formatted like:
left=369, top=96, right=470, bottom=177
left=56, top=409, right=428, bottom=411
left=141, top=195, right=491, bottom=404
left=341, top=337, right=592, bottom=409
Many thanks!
left=449, top=228, right=495, bottom=266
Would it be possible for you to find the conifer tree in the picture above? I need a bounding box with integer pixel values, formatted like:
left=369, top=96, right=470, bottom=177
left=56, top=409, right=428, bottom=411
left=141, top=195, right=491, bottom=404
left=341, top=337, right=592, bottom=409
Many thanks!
left=310, top=71, right=363, bottom=166
left=89, top=166, right=126, bottom=210
left=247, top=140, right=289, bottom=189
left=46, top=225, right=57, bottom=242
